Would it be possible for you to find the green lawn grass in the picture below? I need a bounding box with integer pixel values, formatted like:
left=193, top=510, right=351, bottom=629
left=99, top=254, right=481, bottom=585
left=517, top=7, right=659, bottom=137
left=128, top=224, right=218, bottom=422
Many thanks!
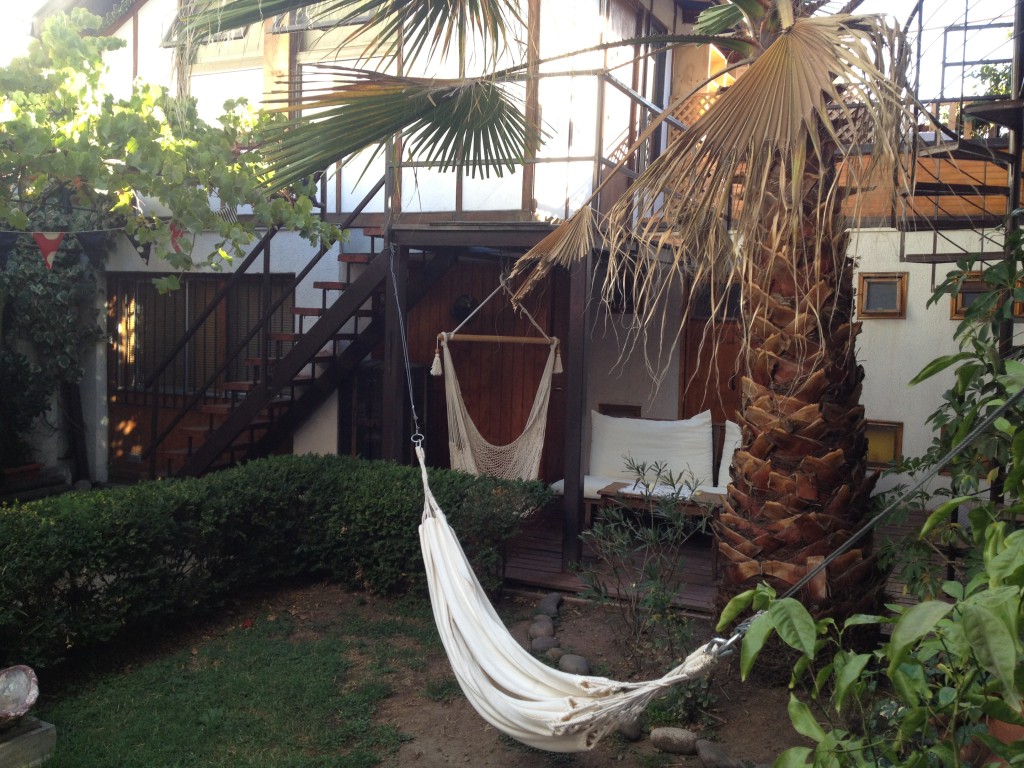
left=36, top=593, right=442, bottom=768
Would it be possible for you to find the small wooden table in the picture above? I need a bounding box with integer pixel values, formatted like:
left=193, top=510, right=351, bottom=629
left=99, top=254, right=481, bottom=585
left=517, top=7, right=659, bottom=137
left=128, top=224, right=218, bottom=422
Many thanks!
left=596, top=481, right=726, bottom=576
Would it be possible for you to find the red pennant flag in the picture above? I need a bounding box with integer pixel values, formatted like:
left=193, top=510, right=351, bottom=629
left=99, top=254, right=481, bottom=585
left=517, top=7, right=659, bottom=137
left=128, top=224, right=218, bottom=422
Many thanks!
left=169, top=222, right=188, bottom=254
left=33, top=232, right=65, bottom=269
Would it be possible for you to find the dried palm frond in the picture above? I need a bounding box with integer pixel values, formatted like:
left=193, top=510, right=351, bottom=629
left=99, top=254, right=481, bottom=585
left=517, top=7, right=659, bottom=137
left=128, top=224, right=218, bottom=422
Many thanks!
left=256, top=67, right=538, bottom=191
left=509, top=205, right=596, bottom=304
left=182, top=0, right=523, bottom=69
left=607, top=13, right=909, bottom=335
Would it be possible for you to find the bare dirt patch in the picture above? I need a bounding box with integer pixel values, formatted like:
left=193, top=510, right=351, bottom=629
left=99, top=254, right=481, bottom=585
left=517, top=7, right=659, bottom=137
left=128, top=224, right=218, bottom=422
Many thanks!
left=251, top=582, right=804, bottom=767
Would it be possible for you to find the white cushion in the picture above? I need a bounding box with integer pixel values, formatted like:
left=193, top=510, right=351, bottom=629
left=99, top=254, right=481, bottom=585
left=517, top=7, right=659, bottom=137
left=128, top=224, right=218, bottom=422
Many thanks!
left=717, top=419, right=743, bottom=486
left=588, top=410, right=714, bottom=489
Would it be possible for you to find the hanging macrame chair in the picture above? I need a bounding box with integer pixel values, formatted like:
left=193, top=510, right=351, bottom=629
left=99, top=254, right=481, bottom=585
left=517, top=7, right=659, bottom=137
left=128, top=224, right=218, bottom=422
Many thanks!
left=430, top=279, right=562, bottom=481
left=434, top=332, right=559, bottom=481
left=414, top=444, right=729, bottom=752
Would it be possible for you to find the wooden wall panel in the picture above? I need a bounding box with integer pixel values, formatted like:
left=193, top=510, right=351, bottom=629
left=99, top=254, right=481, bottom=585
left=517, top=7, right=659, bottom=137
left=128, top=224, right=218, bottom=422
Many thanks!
left=680, top=319, right=742, bottom=423
left=408, top=257, right=565, bottom=480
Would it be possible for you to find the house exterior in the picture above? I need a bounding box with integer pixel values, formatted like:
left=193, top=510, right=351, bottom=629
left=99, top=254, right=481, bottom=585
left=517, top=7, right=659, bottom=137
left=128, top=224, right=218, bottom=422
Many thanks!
left=27, top=0, right=1023, bottom=531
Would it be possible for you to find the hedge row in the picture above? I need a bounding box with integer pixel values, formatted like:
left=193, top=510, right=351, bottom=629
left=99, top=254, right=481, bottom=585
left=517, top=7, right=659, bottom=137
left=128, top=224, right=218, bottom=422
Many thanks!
left=0, top=453, right=550, bottom=669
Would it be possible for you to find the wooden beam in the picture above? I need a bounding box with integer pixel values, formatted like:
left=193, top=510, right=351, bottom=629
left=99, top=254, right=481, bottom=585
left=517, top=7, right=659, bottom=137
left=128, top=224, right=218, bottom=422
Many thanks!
left=561, top=253, right=590, bottom=571
left=263, top=18, right=295, bottom=114
left=440, top=333, right=555, bottom=346
left=522, top=0, right=541, bottom=213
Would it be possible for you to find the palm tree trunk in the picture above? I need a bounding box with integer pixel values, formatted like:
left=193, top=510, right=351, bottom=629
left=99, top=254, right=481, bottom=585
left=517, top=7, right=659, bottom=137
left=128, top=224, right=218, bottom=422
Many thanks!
left=714, top=135, right=885, bottom=619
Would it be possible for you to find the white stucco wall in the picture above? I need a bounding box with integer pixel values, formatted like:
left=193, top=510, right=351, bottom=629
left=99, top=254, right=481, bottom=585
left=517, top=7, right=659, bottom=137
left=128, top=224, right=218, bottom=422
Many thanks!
left=293, top=392, right=339, bottom=455
left=134, top=0, right=176, bottom=87
left=851, top=227, right=1019, bottom=493
left=586, top=304, right=681, bottom=421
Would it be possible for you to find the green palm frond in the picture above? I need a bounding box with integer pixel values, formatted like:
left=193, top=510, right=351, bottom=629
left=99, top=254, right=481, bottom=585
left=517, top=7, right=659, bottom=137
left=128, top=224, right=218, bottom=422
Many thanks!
left=257, top=68, right=537, bottom=191
left=183, top=0, right=523, bottom=68
left=694, top=4, right=749, bottom=37
left=343, top=0, right=524, bottom=67
left=181, top=0, right=314, bottom=37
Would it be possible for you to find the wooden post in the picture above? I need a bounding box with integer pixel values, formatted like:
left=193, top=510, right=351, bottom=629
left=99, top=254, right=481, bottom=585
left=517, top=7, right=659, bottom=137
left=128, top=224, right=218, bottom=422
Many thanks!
left=382, top=245, right=408, bottom=463
left=262, top=18, right=295, bottom=113
left=522, top=0, right=541, bottom=213
left=561, top=252, right=590, bottom=571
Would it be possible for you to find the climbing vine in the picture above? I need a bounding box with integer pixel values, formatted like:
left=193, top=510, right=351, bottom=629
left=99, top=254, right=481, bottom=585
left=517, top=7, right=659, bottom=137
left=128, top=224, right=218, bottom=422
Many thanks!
left=0, top=9, right=341, bottom=469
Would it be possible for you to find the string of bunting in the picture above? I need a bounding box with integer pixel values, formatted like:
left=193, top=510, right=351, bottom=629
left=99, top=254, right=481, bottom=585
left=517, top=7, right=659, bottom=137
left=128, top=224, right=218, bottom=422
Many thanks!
left=0, top=224, right=190, bottom=269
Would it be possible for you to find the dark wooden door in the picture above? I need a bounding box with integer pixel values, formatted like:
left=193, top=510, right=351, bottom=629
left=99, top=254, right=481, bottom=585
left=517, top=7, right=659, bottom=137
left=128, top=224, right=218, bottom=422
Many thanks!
left=680, top=318, right=742, bottom=423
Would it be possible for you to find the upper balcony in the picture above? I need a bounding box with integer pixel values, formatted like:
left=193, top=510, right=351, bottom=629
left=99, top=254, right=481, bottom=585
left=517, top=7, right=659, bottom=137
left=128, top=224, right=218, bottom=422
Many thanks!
left=159, top=0, right=1020, bottom=260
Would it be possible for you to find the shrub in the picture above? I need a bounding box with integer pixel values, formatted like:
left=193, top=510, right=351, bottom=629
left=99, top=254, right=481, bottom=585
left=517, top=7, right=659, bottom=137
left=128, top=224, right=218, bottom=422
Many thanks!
left=0, top=453, right=549, bottom=669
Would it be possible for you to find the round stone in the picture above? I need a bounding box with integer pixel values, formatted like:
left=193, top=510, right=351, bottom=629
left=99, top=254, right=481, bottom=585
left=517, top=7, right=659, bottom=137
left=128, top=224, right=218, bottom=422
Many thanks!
left=530, top=636, right=560, bottom=652
left=650, top=727, right=699, bottom=755
left=528, top=621, right=555, bottom=639
left=557, top=654, right=590, bottom=675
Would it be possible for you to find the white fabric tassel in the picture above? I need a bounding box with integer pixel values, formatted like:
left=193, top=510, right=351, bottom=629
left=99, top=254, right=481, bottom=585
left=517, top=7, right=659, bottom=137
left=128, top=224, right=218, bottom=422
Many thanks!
left=553, top=345, right=563, bottom=375
left=430, top=350, right=442, bottom=376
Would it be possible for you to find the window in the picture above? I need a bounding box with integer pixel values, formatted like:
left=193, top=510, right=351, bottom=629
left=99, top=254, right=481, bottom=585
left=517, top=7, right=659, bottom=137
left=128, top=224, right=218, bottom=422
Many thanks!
left=272, top=3, right=371, bottom=33
left=858, top=272, right=907, bottom=319
left=865, top=420, right=903, bottom=469
left=950, top=272, right=987, bottom=319
left=163, top=4, right=248, bottom=47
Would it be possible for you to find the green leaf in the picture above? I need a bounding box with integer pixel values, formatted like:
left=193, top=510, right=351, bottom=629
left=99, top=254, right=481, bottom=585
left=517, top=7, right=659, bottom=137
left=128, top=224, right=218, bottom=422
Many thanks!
left=812, top=662, right=833, bottom=697
left=910, top=352, right=973, bottom=385
left=842, top=613, right=885, bottom=628
left=987, top=530, right=1024, bottom=586
left=891, top=661, right=929, bottom=707
left=955, top=362, right=983, bottom=395
left=787, top=694, right=826, bottom=742
left=717, top=589, right=755, bottom=632
left=153, top=275, right=181, bottom=294
left=740, top=611, right=774, bottom=681
left=982, top=698, right=1024, bottom=726
left=833, top=653, right=871, bottom=712
left=769, top=598, right=817, bottom=659
left=963, top=597, right=1022, bottom=706
left=773, top=746, right=813, bottom=768
left=920, top=496, right=972, bottom=538
left=887, top=600, right=953, bottom=676
left=1000, top=358, right=1024, bottom=392
left=259, top=73, right=537, bottom=190
left=695, top=4, right=745, bottom=36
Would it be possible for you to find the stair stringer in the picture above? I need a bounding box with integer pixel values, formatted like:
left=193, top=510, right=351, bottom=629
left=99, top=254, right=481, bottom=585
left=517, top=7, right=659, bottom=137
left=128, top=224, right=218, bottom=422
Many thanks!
left=247, top=250, right=457, bottom=459
left=178, top=251, right=390, bottom=476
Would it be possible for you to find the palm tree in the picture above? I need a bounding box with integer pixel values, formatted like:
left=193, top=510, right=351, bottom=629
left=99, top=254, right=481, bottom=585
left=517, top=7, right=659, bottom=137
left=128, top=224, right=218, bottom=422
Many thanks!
left=512, top=3, right=912, bottom=617
left=516, top=3, right=909, bottom=618
left=185, top=0, right=913, bottom=617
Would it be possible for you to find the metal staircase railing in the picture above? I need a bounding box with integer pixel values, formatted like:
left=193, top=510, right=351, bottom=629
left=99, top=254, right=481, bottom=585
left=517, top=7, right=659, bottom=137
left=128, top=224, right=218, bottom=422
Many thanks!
left=142, top=176, right=385, bottom=477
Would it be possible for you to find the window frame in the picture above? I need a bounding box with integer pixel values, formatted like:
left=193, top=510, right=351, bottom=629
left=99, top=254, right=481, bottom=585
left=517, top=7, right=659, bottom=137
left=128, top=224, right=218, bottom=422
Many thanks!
left=857, top=271, right=908, bottom=319
left=949, top=271, right=988, bottom=319
left=865, top=420, right=904, bottom=470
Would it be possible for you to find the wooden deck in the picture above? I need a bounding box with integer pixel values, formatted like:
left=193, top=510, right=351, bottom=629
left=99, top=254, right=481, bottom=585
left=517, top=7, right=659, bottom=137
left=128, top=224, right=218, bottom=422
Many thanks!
left=504, top=503, right=932, bottom=615
left=503, top=504, right=720, bottom=613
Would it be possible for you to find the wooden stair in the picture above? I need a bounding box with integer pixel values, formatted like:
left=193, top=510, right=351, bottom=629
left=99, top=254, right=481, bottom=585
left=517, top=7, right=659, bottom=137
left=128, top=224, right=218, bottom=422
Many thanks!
left=154, top=223, right=456, bottom=477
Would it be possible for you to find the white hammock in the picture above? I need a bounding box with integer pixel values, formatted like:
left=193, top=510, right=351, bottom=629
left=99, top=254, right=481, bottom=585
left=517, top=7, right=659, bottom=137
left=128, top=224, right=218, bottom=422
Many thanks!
left=437, top=333, right=557, bottom=481
left=415, top=445, right=724, bottom=752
